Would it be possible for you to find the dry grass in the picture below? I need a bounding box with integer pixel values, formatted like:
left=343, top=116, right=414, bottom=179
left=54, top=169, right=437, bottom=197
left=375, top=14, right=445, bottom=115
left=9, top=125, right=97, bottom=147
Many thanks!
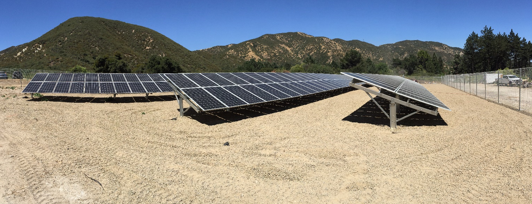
left=1, top=79, right=532, bottom=203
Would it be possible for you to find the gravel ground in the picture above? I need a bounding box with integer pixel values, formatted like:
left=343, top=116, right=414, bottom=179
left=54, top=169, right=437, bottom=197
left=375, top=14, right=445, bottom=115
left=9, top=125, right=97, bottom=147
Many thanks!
left=1, top=79, right=532, bottom=203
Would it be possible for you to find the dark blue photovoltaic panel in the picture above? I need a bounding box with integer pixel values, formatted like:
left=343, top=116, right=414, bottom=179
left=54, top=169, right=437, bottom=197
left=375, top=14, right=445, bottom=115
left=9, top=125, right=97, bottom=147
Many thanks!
left=256, top=84, right=290, bottom=99
left=204, top=87, right=247, bottom=107
left=156, top=82, right=174, bottom=92
left=266, top=73, right=291, bottom=82
left=73, top=73, right=85, bottom=81
left=245, top=73, right=272, bottom=83
left=137, top=74, right=152, bottom=81
left=38, top=82, right=56, bottom=93
left=22, top=82, right=42, bottom=93
left=279, top=73, right=301, bottom=81
left=183, top=88, right=226, bottom=110
left=341, top=72, right=450, bottom=110
left=142, top=82, right=161, bottom=93
left=111, top=74, right=126, bottom=82
left=240, top=85, right=278, bottom=101
left=165, top=74, right=198, bottom=88
left=223, top=86, right=265, bottom=104
left=128, top=82, right=145, bottom=93
left=86, top=74, right=99, bottom=82
left=291, top=82, right=319, bottom=94
left=268, top=83, right=301, bottom=97
left=303, top=81, right=327, bottom=92
left=313, top=80, right=335, bottom=90
left=99, top=74, right=112, bottom=82
left=281, top=83, right=311, bottom=95
left=233, top=73, right=262, bottom=84
left=54, top=82, right=71, bottom=93
left=185, top=73, right=218, bottom=87
left=100, top=83, right=115, bottom=93
left=258, top=73, right=283, bottom=82
left=114, top=83, right=130, bottom=93
left=124, top=74, right=139, bottom=82
left=202, top=73, right=234, bottom=86
left=69, top=82, right=84, bottom=93
left=32, top=73, right=48, bottom=81
left=85, top=83, right=100, bottom=93
left=45, top=74, right=60, bottom=82
left=149, top=74, right=165, bottom=82
left=58, top=73, right=73, bottom=82
left=217, top=73, right=249, bottom=85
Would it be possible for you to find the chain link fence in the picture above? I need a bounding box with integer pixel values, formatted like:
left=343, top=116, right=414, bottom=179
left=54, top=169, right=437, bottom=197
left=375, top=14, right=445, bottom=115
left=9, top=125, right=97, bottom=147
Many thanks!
left=0, top=68, right=71, bottom=80
left=443, top=67, right=532, bottom=115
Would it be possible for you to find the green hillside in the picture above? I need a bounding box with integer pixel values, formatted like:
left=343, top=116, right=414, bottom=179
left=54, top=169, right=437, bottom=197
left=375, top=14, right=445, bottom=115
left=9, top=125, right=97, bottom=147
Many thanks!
left=194, top=32, right=463, bottom=70
left=0, top=17, right=220, bottom=72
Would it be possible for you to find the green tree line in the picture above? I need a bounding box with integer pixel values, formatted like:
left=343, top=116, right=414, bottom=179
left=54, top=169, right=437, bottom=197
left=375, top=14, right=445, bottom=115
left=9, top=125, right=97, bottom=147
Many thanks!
left=453, top=26, right=532, bottom=74
left=391, top=50, right=445, bottom=75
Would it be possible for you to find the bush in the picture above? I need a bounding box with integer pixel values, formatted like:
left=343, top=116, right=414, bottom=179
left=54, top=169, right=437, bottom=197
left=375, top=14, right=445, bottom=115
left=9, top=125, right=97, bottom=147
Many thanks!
left=70, top=65, right=88, bottom=73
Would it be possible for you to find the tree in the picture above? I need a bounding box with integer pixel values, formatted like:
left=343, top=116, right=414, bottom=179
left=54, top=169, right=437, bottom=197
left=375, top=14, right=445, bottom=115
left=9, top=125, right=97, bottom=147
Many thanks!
left=340, top=49, right=362, bottom=71
left=463, top=31, right=480, bottom=73
left=143, top=55, right=182, bottom=73
left=70, top=65, right=87, bottom=73
left=94, top=52, right=130, bottom=73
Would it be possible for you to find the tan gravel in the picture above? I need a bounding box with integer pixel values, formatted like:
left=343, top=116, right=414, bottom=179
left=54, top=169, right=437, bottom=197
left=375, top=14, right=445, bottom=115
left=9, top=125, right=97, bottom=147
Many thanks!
left=1, top=79, right=532, bottom=203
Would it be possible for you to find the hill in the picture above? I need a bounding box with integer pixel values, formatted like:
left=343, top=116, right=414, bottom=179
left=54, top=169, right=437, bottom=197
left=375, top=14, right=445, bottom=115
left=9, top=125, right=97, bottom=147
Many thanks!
left=0, top=17, right=220, bottom=72
left=194, top=32, right=463, bottom=70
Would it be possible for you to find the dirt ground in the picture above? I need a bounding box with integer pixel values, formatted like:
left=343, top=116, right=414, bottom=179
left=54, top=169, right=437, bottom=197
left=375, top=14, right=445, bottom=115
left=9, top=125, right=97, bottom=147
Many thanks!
left=1, top=79, right=532, bottom=203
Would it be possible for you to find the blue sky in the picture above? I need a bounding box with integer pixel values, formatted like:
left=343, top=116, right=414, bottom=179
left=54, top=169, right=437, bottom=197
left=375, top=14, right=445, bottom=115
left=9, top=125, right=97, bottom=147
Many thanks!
left=1, top=0, right=531, bottom=51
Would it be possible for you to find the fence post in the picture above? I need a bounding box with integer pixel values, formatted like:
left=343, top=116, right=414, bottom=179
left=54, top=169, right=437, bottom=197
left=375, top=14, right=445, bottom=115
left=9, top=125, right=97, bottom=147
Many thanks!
left=469, top=74, right=471, bottom=94
left=519, top=68, right=521, bottom=111
left=485, top=72, right=487, bottom=99
left=475, top=73, right=478, bottom=96
left=497, top=70, right=500, bottom=103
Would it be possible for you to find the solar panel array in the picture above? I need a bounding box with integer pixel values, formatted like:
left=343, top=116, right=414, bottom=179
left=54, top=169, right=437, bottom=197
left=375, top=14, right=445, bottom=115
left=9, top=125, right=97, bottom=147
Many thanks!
left=341, top=72, right=450, bottom=110
left=22, top=73, right=174, bottom=94
left=165, top=72, right=351, bottom=111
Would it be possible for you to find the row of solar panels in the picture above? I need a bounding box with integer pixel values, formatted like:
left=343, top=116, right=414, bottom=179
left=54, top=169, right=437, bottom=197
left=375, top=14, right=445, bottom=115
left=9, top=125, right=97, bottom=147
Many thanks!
left=341, top=72, right=450, bottom=110
left=163, top=73, right=351, bottom=111
left=30, top=73, right=167, bottom=82
left=23, top=81, right=174, bottom=94
left=23, top=72, right=352, bottom=111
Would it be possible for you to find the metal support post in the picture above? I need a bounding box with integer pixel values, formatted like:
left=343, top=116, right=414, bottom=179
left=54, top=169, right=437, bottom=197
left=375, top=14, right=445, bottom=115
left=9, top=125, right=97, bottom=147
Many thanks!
left=469, top=74, right=471, bottom=94
left=485, top=72, right=487, bottom=99
left=396, top=94, right=401, bottom=114
left=145, top=93, right=149, bottom=99
left=476, top=73, right=478, bottom=96
left=31, top=93, right=34, bottom=99
left=390, top=101, right=397, bottom=131
left=497, top=70, right=500, bottom=103
left=113, top=94, right=116, bottom=98
left=179, top=95, right=184, bottom=116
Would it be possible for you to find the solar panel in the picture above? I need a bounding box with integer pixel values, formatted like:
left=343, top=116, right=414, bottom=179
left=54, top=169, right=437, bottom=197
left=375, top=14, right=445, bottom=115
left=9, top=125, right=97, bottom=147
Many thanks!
left=185, top=73, right=218, bottom=87
left=32, top=73, right=48, bottom=81
left=54, top=82, right=71, bottom=93
left=111, top=74, right=126, bottom=82
left=86, top=74, right=99, bottom=82
left=100, top=83, right=115, bottom=93
left=59, top=73, right=73, bottom=82
left=69, top=82, right=84, bottom=93
left=341, top=72, right=449, bottom=110
left=114, top=83, right=131, bottom=93
left=202, top=73, right=235, bottom=86
left=124, top=74, right=139, bottom=82
left=85, top=83, right=100, bottom=93
left=165, top=72, right=351, bottom=112
left=128, top=82, right=145, bottom=93
left=99, top=74, right=112, bottom=82
left=142, top=82, right=161, bottom=93
left=155, top=82, right=174, bottom=92
left=73, top=73, right=85, bottom=81
left=38, top=82, right=57, bottom=93
left=45, top=74, right=60, bottom=81
left=137, top=74, right=152, bottom=81
left=217, top=73, right=249, bottom=85
left=182, top=88, right=226, bottom=110
left=223, top=86, right=265, bottom=104
left=22, top=82, right=42, bottom=93
left=23, top=73, right=174, bottom=95
left=204, top=87, right=247, bottom=107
